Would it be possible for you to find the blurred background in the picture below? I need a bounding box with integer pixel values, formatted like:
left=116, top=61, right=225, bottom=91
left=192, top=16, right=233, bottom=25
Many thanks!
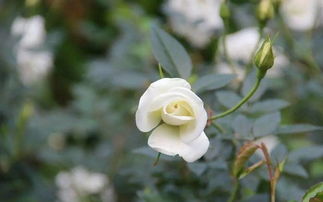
left=0, top=0, right=322, bottom=201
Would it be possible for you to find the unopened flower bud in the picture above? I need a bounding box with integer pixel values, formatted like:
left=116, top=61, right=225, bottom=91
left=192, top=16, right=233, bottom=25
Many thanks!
left=220, top=2, right=231, bottom=21
left=254, top=37, right=275, bottom=78
left=256, top=0, right=274, bottom=25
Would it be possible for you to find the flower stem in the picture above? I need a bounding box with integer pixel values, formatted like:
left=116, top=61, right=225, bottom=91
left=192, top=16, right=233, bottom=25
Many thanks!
left=270, top=184, right=276, bottom=202
left=209, top=77, right=262, bottom=121
left=259, top=143, right=276, bottom=202
left=228, top=180, right=239, bottom=202
left=153, top=152, right=161, bottom=166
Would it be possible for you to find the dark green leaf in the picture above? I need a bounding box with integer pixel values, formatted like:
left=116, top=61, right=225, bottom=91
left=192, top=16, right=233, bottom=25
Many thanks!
left=241, top=71, right=268, bottom=102
left=216, top=91, right=242, bottom=108
left=284, top=163, right=308, bottom=178
left=277, top=124, right=323, bottom=134
left=151, top=25, right=192, bottom=78
left=249, top=99, right=289, bottom=113
left=111, top=71, right=147, bottom=89
left=253, top=112, right=281, bottom=137
left=188, top=162, right=207, bottom=176
left=132, top=147, right=174, bottom=161
left=289, top=146, right=323, bottom=162
left=192, top=74, right=236, bottom=93
left=232, top=115, right=252, bottom=139
left=277, top=177, right=304, bottom=201
left=271, top=144, right=288, bottom=166
left=132, top=146, right=157, bottom=158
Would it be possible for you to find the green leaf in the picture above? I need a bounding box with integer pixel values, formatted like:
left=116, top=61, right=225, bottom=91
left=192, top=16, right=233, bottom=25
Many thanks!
left=270, top=144, right=288, bottom=166
left=277, top=124, right=323, bottom=134
left=188, top=162, right=207, bottom=176
left=132, top=146, right=156, bottom=158
left=277, top=178, right=305, bottom=201
left=249, top=99, right=289, bottom=113
left=132, top=146, right=172, bottom=161
left=232, top=115, right=252, bottom=139
left=216, top=91, right=242, bottom=109
left=151, top=25, right=192, bottom=78
left=284, top=163, right=308, bottom=178
left=289, top=146, right=323, bottom=162
left=192, top=74, right=236, bottom=93
left=302, top=182, right=323, bottom=202
left=253, top=112, right=281, bottom=137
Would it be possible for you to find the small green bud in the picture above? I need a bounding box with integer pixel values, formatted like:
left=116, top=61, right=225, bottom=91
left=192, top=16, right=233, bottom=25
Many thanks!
left=256, top=0, right=274, bottom=25
left=220, top=2, right=231, bottom=21
left=254, top=37, right=275, bottom=78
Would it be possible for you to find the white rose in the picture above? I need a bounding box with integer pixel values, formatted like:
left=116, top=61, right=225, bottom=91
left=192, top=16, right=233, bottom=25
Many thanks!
left=281, top=0, right=319, bottom=31
left=164, top=0, right=223, bottom=47
left=136, top=78, right=209, bottom=162
left=11, top=15, right=46, bottom=49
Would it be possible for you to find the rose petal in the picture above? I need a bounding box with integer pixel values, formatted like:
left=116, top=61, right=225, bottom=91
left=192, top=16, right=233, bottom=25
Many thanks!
left=161, top=100, right=194, bottom=125
left=148, top=124, right=181, bottom=156
left=178, top=131, right=209, bottom=162
left=173, top=89, right=207, bottom=143
left=161, top=111, right=194, bottom=125
left=149, top=78, right=191, bottom=91
left=147, top=87, right=207, bottom=142
left=136, top=78, right=191, bottom=132
left=148, top=124, right=209, bottom=162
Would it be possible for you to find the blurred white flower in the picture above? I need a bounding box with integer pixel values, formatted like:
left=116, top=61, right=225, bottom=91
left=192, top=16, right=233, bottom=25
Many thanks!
left=281, top=0, right=321, bottom=31
left=217, top=27, right=289, bottom=79
left=225, top=28, right=260, bottom=63
left=16, top=48, right=53, bottom=84
left=164, top=0, right=223, bottom=47
left=56, top=166, right=115, bottom=202
left=11, top=16, right=46, bottom=49
left=216, top=62, right=245, bottom=81
left=136, top=78, right=209, bottom=162
left=254, top=135, right=279, bottom=158
left=11, top=15, right=53, bottom=85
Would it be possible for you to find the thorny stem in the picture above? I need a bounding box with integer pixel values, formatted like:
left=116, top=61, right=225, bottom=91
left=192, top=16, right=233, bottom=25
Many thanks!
left=260, top=143, right=273, bottom=179
left=259, top=143, right=276, bottom=202
left=271, top=184, right=276, bottom=202
left=209, top=77, right=262, bottom=121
